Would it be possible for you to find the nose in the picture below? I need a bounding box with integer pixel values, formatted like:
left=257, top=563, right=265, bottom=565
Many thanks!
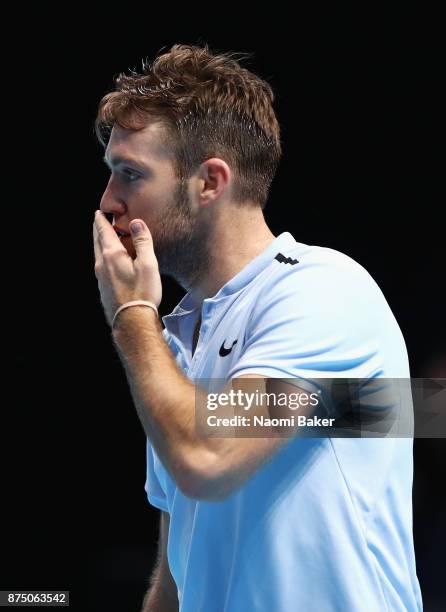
left=99, top=176, right=127, bottom=216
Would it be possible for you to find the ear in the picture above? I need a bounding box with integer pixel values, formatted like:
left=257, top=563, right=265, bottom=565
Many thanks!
left=198, top=158, right=231, bottom=204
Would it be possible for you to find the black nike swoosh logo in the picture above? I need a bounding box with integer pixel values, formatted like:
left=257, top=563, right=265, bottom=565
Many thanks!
left=219, top=339, right=238, bottom=357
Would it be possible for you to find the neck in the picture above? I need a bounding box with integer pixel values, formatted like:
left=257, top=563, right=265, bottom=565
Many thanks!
left=184, top=203, right=276, bottom=306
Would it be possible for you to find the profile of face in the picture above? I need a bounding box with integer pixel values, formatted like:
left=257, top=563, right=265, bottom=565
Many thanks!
left=100, top=122, right=210, bottom=284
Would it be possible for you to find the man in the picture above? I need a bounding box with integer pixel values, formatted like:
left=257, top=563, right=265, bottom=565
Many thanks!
left=93, top=44, right=422, bottom=611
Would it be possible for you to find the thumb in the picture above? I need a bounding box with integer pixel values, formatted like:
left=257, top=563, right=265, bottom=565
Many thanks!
left=130, top=219, right=155, bottom=260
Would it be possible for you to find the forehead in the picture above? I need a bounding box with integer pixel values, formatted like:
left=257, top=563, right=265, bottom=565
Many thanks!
left=105, top=121, right=174, bottom=168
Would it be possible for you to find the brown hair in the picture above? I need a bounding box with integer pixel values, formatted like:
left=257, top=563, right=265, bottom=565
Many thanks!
left=95, top=44, right=282, bottom=208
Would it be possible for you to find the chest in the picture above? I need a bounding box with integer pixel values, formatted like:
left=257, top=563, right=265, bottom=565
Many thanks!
left=167, top=300, right=250, bottom=381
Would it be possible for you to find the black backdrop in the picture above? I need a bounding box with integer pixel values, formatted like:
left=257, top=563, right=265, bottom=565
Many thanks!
left=5, top=19, right=445, bottom=612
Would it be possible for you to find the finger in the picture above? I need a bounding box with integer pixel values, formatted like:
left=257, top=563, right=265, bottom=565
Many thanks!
left=94, top=210, right=123, bottom=251
left=129, top=219, right=156, bottom=263
left=93, top=222, right=101, bottom=262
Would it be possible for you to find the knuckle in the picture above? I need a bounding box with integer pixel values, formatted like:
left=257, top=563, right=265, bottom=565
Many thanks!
left=139, top=259, right=158, bottom=272
left=102, top=247, right=121, bottom=260
left=94, top=261, right=103, bottom=277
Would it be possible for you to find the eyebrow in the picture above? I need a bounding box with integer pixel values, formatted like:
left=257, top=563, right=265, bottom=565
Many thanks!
left=102, top=154, right=151, bottom=172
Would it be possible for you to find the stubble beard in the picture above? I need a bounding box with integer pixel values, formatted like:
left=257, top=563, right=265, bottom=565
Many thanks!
left=151, top=178, right=211, bottom=290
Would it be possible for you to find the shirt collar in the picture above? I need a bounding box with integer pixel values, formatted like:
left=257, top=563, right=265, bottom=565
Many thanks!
left=162, top=232, right=298, bottom=324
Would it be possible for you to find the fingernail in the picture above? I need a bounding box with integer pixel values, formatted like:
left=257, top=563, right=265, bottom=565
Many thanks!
left=131, top=222, right=143, bottom=234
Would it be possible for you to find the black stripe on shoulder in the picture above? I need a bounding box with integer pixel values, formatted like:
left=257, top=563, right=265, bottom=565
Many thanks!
left=275, top=252, right=299, bottom=266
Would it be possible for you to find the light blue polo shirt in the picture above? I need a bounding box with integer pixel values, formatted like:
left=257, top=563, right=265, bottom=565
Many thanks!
left=145, top=232, right=422, bottom=611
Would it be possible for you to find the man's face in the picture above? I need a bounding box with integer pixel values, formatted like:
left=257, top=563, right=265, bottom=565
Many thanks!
left=100, top=122, right=209, bottom=282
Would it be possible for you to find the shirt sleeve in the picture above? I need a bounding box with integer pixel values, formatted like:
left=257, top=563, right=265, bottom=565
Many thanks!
left=144, top=438, right=169, bottom=513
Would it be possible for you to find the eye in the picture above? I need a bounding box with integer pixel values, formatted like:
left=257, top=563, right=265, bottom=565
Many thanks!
left=122, top=169, right=140, bottom=182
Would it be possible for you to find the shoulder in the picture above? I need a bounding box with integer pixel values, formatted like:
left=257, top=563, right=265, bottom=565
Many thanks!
left=277, top=242, right=376, bottom=283
left=254, top=242, right=385, bottom=317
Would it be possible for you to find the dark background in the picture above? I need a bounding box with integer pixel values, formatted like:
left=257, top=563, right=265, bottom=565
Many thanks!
left=4, top=16, right=445, bottom=612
